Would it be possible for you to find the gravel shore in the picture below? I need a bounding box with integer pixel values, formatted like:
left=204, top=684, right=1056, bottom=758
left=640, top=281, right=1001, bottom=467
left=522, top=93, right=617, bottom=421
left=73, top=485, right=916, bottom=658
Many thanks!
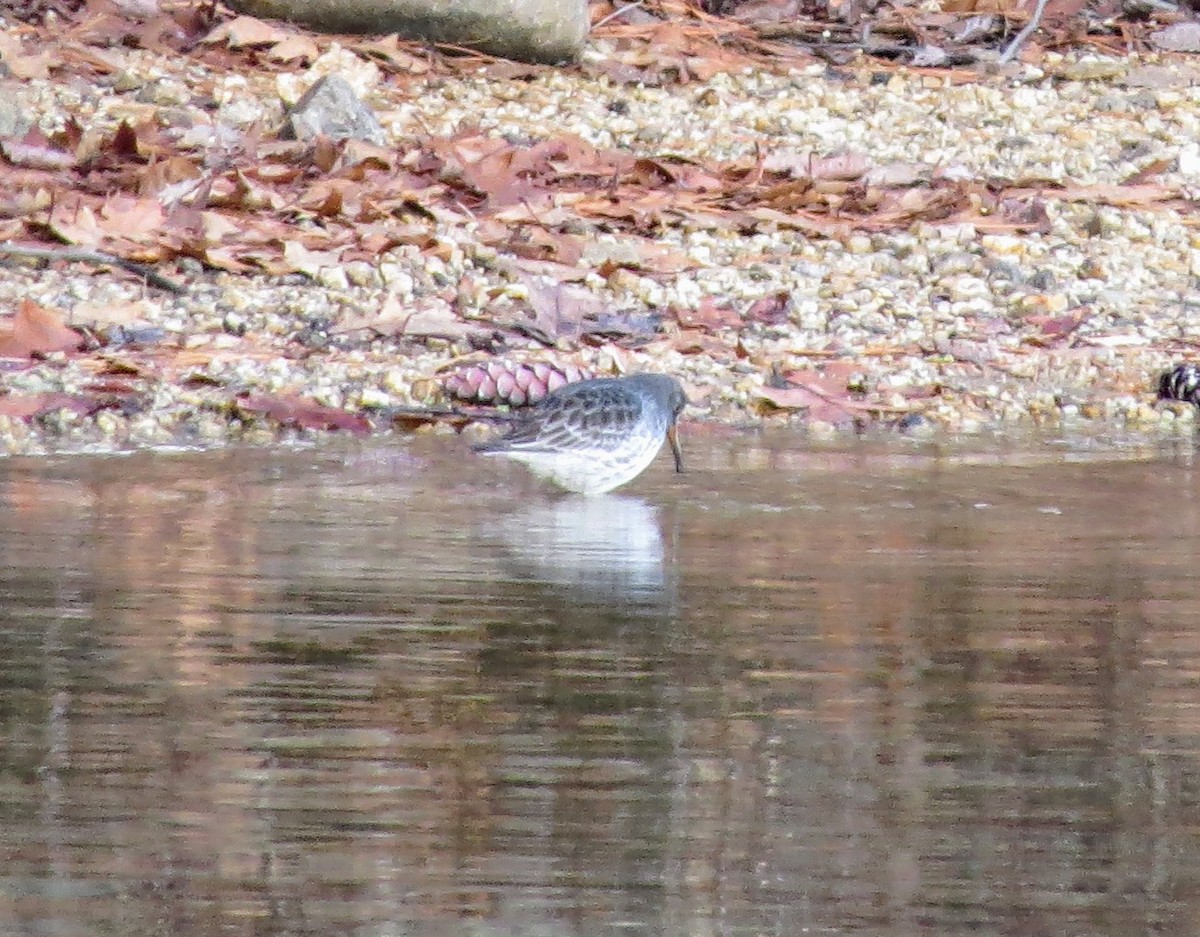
left=2, top=26, right=1200, bottom=456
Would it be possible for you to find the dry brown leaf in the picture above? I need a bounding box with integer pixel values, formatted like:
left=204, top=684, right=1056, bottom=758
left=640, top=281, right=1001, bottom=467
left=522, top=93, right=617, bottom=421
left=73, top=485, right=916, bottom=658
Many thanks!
left=354, top=34, right=431, bottom=74
left=647, top=330, right=733, bottom=357
left=0, top=34, right=54, bottom=80
left=755, top=382, right=855, bottom=423
left=198, top=246, right=252, bottom=272
left=339, top=295, right=490, bottom=344
left=47, top=202, right=105, bottom=247
left=0, top=393, right=100, bottom=420
left=98, top=196, right=166, bottom=238
left=266, top=35, right=320, bottom=63
left=236, top=393, right=371, bottom=434
left=494, top=227, right=586, bottom=266
left=0, top=300, right=83, bottom=358
left=202, top=16, right=291, bottom=49
left=136, top=155, right=203, bottom=197
left=675, top=297, right=743, bottom=332
left=745, top=292, right=793, bottom=325
left=280, top=241, right=344, bottom=278
left=1024, top=307, right=1090, bottom=347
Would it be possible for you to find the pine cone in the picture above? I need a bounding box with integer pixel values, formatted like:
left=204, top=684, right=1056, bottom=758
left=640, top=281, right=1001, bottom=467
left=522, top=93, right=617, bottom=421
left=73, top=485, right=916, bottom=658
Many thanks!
left=442, top=360, right=593, bottom=407
left=1158, top=363, right=1200, bottom=405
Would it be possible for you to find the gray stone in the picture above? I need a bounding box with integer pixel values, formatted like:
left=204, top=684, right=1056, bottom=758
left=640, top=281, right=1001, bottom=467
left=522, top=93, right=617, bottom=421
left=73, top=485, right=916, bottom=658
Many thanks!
left=0, top=84, right=33, bottom=138
left=1151, top=22, right=1200, bottom=53
left=227, top=0, right=587, bottom=64
left=283, top=75, right=387, bottom=145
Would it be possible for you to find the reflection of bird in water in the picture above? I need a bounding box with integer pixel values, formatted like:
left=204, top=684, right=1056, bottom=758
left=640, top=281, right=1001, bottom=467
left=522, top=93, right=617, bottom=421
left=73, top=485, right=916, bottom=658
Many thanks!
left=474, top=374, right=686, bottom=495
left=493, top=495, right=670, bottom=603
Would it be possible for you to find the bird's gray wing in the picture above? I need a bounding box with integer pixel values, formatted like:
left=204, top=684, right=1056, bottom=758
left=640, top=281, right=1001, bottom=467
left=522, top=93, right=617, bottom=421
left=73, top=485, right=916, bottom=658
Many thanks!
left=475, top=384, right=643, bottom=454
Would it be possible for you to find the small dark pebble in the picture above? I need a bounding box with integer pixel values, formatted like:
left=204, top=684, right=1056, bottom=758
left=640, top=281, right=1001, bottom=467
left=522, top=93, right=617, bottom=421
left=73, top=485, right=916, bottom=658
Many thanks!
left=895, top=413, right=929, bottom=433
left=291, top=318, right=334, bottom=350
left=1157, top=362, right=1200, bottom=405
left=1027, top=270, right=1058, bottom=291
left=101, top=325, right=168, bottom=348
left=222, top=313, right=247, bottom=337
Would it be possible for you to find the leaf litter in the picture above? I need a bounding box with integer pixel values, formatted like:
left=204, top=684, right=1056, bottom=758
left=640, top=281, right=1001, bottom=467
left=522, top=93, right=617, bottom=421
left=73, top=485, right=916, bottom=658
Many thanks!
left=0, top=0, right=1194, bottom=446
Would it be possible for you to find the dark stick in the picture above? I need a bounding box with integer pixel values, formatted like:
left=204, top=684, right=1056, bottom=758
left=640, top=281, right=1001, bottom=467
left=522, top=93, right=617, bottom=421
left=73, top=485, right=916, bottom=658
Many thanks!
left=0, top=242, right=187, bottom=294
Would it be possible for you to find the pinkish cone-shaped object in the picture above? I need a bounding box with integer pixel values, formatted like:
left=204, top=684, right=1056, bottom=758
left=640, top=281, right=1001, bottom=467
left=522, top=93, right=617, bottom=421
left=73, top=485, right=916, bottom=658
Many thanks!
left=443, top=360, right=592, bottom=408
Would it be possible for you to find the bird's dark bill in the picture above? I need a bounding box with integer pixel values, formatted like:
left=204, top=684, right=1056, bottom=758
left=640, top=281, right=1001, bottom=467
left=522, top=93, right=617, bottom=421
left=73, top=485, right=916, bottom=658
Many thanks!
left=667, top=424, right=683, bottom=473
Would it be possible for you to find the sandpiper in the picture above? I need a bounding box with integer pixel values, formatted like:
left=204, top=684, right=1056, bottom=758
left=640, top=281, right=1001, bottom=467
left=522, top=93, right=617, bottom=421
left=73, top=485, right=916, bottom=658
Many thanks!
left=473, top=373, right=687, bottom=495
left=1158, top=362, right=1200, bottom=406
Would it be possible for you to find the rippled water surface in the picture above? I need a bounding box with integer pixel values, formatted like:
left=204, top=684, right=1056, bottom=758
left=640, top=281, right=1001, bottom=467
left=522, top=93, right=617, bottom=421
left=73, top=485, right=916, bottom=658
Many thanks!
left=3, top=432, right=1200, bottom=937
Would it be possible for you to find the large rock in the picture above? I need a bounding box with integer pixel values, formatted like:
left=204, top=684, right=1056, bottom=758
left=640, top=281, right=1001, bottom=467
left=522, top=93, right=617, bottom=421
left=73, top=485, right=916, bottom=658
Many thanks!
left=283, top=75, right=387, bottom=145
left=227, top=0, right=589, bottom=64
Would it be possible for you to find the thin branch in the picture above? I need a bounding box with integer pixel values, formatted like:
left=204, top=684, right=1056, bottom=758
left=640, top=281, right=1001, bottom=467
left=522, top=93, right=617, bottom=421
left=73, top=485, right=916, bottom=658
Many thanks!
left=0, top=242, right=187, bottom=294
left=594, top=1, right=646, bottom=29
left=999, top=0, right=1051, bottom=64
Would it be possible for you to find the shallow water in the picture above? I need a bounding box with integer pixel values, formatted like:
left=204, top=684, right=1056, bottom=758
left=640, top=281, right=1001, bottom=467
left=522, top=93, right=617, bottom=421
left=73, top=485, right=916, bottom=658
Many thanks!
left=2, top=432, right=1200, bottom=936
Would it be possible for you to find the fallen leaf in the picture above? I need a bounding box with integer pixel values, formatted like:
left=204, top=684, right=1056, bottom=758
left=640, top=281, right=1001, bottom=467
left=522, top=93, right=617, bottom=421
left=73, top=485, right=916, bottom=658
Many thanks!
left=754, top=369, right=905, bottom=424
left=354, top=34, right=431, bottom=74
left=266, top=35, right=320, bottom=63
left=280, top=241, right=344, bottom=278
left=202, top=16, right=290, bottom=49
left=236, top=394, right=371, bottom=434
left=339, top=295, right=493, bottom=344
left=510, top=274, right=603, bottom=343
left=745, top=292, right=792, bottom=325
left=674, top=297, right=742, bottom=332
left=98, top=195, right=166, bottom=238
left=0, top=33, right=54, bottom=79
left=755, top=382, right=854, bottom=423
left=0, top=300, right=83, bottom=358
left=1025, top=307, right=1090, bottom=347
left=47, top=202, right=105, bottom=247
left=0, top=393, right=100, bottom=420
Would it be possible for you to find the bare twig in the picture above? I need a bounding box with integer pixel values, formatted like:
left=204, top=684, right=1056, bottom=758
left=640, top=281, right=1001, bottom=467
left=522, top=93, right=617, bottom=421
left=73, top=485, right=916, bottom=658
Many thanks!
left=594, top=1, right=646, bottom=29
left=0, top=242, right=187, bottom=294
left=999, top=0, right=1050, bottom=63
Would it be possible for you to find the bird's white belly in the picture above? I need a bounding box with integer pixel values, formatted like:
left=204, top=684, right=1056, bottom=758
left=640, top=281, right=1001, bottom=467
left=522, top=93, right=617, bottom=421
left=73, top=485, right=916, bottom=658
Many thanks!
left=507, top=435, right=664, bottom=495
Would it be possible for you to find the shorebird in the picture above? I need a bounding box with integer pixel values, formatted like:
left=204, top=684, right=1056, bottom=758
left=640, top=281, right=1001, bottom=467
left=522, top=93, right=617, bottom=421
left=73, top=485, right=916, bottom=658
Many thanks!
left=474, top=373, right=686, bottom=495
left=1158, top=362, right=1200, bottom=405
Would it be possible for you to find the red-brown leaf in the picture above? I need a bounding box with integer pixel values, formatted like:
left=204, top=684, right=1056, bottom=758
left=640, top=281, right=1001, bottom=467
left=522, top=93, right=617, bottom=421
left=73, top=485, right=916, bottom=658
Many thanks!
left=0, top=300, right=83, bottom=358
left=0, top=392, right=102, bottom=420
left=675, top=297, right=742, bottom=332
left=1025, top=307, right=1090, bottom=347
left=236, top=393, right=371, bottom=434
left=745, top=292, right=792, bottom=326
